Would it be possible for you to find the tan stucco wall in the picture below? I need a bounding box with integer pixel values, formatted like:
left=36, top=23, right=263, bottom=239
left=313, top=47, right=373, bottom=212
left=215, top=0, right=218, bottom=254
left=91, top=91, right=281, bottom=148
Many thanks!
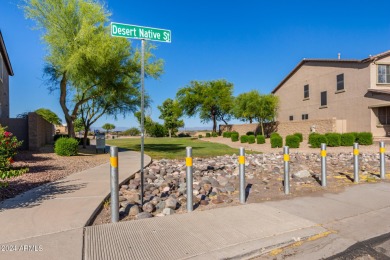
left=274, top=59, right=390, bottom=137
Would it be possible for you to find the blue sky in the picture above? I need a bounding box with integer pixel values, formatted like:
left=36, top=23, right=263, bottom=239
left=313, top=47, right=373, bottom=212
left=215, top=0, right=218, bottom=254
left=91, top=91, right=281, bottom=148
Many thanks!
left=1, top=0, right=390, bottom=130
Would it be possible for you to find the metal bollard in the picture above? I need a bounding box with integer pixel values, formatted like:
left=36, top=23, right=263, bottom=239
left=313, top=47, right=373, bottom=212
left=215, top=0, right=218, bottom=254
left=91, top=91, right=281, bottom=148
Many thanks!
left=380, top=141, right=386, bottom=179
left=321, top=143, right=327, bottom=187
left=186, top=147, right=193, bottom=212
left=239, top=147, right=246, bottom=204
left=353, top=143, right=359, bottom=183
left=110, top=146, right=119, bottom=223
left=283, top=146, right=290, bottom=194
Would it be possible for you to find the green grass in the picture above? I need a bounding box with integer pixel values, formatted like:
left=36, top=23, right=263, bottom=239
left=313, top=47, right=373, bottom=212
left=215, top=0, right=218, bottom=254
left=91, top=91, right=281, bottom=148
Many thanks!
left=107, top=137, right=247, bottom=159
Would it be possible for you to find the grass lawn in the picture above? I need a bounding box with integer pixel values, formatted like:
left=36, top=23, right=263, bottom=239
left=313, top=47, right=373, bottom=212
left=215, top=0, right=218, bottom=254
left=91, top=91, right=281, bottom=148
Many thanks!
left=106, top=137, right=246, bottom=159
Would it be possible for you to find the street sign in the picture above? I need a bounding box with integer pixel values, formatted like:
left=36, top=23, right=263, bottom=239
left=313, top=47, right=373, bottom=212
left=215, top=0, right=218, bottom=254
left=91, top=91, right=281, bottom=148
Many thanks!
left=111, top=22, right=171, bottom=43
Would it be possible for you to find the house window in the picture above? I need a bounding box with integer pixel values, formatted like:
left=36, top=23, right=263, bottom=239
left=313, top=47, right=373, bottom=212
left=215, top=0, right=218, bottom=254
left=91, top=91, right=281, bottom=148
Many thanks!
left=378, top=107, right=390, bottom=125
left=304, top=84, right=309, bottom=99
left=337, top=74, right=344, bottom=91
left=0, top=53, right=3, bottom=82
left=378, top=65, right=390, bottom=84
left=321, top=91, right=327, bottom=107
left=302, top=114, right=308, bottom=120
left=289, top=115, right=293, bottom=121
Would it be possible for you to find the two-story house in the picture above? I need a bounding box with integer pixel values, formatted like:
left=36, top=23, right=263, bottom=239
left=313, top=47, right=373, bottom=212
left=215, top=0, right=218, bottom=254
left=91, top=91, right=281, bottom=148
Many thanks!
left=272, top=51, right=390, bottom=137
left=0, top=30, right=13, bottom=119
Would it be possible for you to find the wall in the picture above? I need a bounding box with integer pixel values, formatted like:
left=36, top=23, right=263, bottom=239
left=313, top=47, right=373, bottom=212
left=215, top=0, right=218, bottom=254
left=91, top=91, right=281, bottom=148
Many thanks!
left=28, top=112, right=54, bottom=150
left=0, top=118, right=28, bottom=149
left=0, top=54, right=10, bottom=119
left=219, top=118, right=336, bottom=140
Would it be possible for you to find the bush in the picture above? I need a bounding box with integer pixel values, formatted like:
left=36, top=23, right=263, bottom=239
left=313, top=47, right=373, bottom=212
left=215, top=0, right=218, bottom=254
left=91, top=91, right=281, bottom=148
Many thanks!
left=246, top=131, right=255, bottom=136
left=357, top=132, right=373, bottom=145
left=293, top=132, right=303, bottom=142
left=149, top=123, right=167, bottom=137
left=222, top=132, right=232, bottom=138
left=206, top=133, right=211, bottom=137
left=240, top=135, right=249, bottom=143
left=270, top=132, right=280, bottom=138
left=308, top=133, right=320, bottom=144
left=198, top=134, right=203, bottom=138
left=212, top=132, right=218, bottom=137
left=349, top=132, right=358, bottom=141
left=248, top=135, right=256, bottom=144
left=326, top=133, right=341, bottom=147
left=341, top=133, right=355, bottom=146
left=54, top=134, right=68, bottom=142
left=54, top=137, right=79, bottom=156
left=271, top=135, right=283, bottom=148
left=285, top=135, right=300, bottom=148
left=231, top=132, right=239, bottom=142
left=309, top=134, right=327, bottom=148
left=122, top=127, right=141, bottom=136
left=256, top=135, right=266, bottom=144
left=178, top=132, right=191, bottom=137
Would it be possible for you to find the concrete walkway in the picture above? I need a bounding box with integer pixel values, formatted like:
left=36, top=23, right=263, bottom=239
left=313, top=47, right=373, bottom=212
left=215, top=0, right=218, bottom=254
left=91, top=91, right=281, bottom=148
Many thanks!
left=84, top=182, right=390, bottom=260
left=0, top=150, right=150, bottom=260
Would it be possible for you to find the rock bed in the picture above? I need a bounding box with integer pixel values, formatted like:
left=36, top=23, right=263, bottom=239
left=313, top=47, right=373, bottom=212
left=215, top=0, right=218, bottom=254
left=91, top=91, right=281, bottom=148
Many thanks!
left=112, top=152, right=387, bottom=222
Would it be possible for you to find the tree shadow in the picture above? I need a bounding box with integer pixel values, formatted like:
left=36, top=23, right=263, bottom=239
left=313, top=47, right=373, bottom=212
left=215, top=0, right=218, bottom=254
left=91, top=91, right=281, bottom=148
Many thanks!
left=245, top=183, right=252, bottom=202
left=132, top=144, right=206, bottom=153
left=0, top=179, right=87, bottom=211
left=338, top=172, right=354, bottom=182
left=369, top=172, right=380, bottom=178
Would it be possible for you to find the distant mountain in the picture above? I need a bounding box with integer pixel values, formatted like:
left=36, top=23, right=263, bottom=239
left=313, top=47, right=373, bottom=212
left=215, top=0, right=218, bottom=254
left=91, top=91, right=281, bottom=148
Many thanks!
left=178, top=126, right=212, bottom=131
left=90, top=126, right=129, bottom=132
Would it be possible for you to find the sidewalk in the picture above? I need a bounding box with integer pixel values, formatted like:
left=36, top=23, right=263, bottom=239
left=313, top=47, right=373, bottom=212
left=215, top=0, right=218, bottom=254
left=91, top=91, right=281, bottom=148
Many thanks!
left=0, top=150, right=150, bottom=260
left=84, top=182, right=390, bottom=260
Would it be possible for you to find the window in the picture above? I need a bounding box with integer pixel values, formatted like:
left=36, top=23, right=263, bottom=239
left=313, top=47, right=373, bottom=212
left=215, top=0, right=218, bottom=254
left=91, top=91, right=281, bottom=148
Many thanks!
left=321, top=91, right=327, bottom=107
left=337, top=74, right=344, bottom=91
left=304, top=84, right=309, bottom=99
left=0, top=53, right=3, bottom=82
left=302, top=114, right=308, bottom=120
left=378, top=107, right=390, bottom=125
left=378, top=65, right=390, bottom=84
left=289, top=115, right=293, bottom=121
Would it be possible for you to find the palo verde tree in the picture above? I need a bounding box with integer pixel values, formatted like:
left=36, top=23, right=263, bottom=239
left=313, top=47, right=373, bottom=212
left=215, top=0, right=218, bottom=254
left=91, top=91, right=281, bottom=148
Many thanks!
left=102, top=123, right=115, bottom=134
left=23, top=0, right=163, bottom=138
left=176, top=79, right=234, bottom=133
left=232, top=90, right=261, bottom=124
left=158, top=98, right=184, bottom=138
left=255, top=94, right=279, bottom=135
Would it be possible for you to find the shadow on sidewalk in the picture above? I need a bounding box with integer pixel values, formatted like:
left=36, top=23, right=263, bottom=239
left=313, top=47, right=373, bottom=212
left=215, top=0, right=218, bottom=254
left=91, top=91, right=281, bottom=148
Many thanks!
left=0, top=179, right=87, bottom=212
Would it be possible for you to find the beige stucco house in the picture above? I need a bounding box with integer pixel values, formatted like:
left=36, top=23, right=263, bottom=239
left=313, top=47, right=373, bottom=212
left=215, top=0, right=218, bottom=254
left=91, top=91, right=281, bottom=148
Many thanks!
left=271, top=50, right=390, bottom=137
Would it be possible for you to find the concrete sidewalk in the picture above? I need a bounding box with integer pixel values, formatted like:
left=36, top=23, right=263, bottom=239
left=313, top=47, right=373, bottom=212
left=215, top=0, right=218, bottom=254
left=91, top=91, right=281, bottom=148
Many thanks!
left=84, top=182, right=390, bottom=260
left=0, top=150, right=150, bottom=260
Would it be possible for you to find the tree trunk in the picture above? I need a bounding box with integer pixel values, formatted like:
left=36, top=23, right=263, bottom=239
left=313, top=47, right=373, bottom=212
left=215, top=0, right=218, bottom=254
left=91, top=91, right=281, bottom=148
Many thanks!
left=260, top=120, right=264, bottom=137
left=59, top=73, right=76, bottom=138
left=168, top=129, right=172, bottom=138
left=249, top=117, right=253, bottom=124
left=82, top=126, right=89, bottom=149
left=212, top=113, right=217, bottom=132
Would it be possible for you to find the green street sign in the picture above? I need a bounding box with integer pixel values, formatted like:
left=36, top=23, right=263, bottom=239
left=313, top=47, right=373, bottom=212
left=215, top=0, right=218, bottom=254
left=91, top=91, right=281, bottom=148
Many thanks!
left=111, top=22, right=171, bottom=43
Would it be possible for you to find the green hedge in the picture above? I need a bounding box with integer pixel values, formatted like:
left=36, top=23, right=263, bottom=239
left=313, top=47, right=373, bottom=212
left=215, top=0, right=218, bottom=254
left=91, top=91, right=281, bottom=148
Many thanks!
left=270, top=132, right=280, bottom=138
left=357, top=132, right=373, bottom=145
left=326, top=133, right=341, bottom=147
left=198, top=134, right=203, bottom=138
left=206, top=133, right=211, bottom=137
left=341, top=133, right=354, bottom=146
left=248, top=135, right=256, bottom=144
left=293, top=132, right=303, bottom=142
left=212, top=132, right=218, bottom=137
left=309, top=134, right=327, bottom=148
left=54, top=137, right=79, bottom=156
left=286, top=135, right=300, bottom=148
left=223, top=132, right=232, bottom=138
left=349, top=132, right=358, bottom=142
left=256, top=135, right=266, bottom=144
left=271, top=135, right=283, bottom=148
left=231, top=132, right=239, bottom=142
left=240, top=135, right=249, bottom=143
left=246, top=131, right=255, bottom=136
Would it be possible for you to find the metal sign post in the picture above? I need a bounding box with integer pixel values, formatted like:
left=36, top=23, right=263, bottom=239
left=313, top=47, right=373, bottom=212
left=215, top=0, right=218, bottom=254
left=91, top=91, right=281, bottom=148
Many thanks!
left=111, top=22, right=171, bottom=206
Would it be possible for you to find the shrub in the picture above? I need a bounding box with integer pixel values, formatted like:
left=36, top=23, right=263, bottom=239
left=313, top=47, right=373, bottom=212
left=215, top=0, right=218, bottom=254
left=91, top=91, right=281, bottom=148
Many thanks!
left=270, top=132, right=280, bottom=138
left=222, top=132, right=232, bottom=138
left=248, top=135, right=256, bottom=144
left=231, top=132, right=239, bottom=142
left=149, top=123, right=167, bottom=137
left=341, top=133, right=355, bottom=146
left=246, top=131, right=255, bottom=136
left=240, top=135, right=249, bottom=143
left=122, top=127, right=141, bottom=136
left=326, top=133, right=341, bottom=147
left=309, top=134, right=327, bottom=148
left=0, top=127, right=28, bottom=187
left=54, top=137, right=79, bottom=156
left=54, top=134, right=68, bottom=142
left=271, top=135, right=283, bottom=148
left=178, top=132, right=191, bottom=137
left=308, top=133, right=320, bottom=144
left=256, top=135, right=266, bottom=144
left=206, top=133, right=211, bottom=137
left=212, top=132, right=218, bottom=137
left=285, top=135, right=300, bottom=148
left=75, top=137, right=90, bottom=146
left=293, top=132, right=303, bottom=142
left=357, top=132, right=373, bottom=145
left=198, top=134, right=203, bottom=138
left=349, top=132, right=358, bottom=141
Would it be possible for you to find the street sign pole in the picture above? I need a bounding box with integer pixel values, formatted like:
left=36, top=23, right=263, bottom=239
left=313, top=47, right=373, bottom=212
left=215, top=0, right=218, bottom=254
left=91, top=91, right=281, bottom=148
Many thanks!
left=140, top=39, right=145, bottom=206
